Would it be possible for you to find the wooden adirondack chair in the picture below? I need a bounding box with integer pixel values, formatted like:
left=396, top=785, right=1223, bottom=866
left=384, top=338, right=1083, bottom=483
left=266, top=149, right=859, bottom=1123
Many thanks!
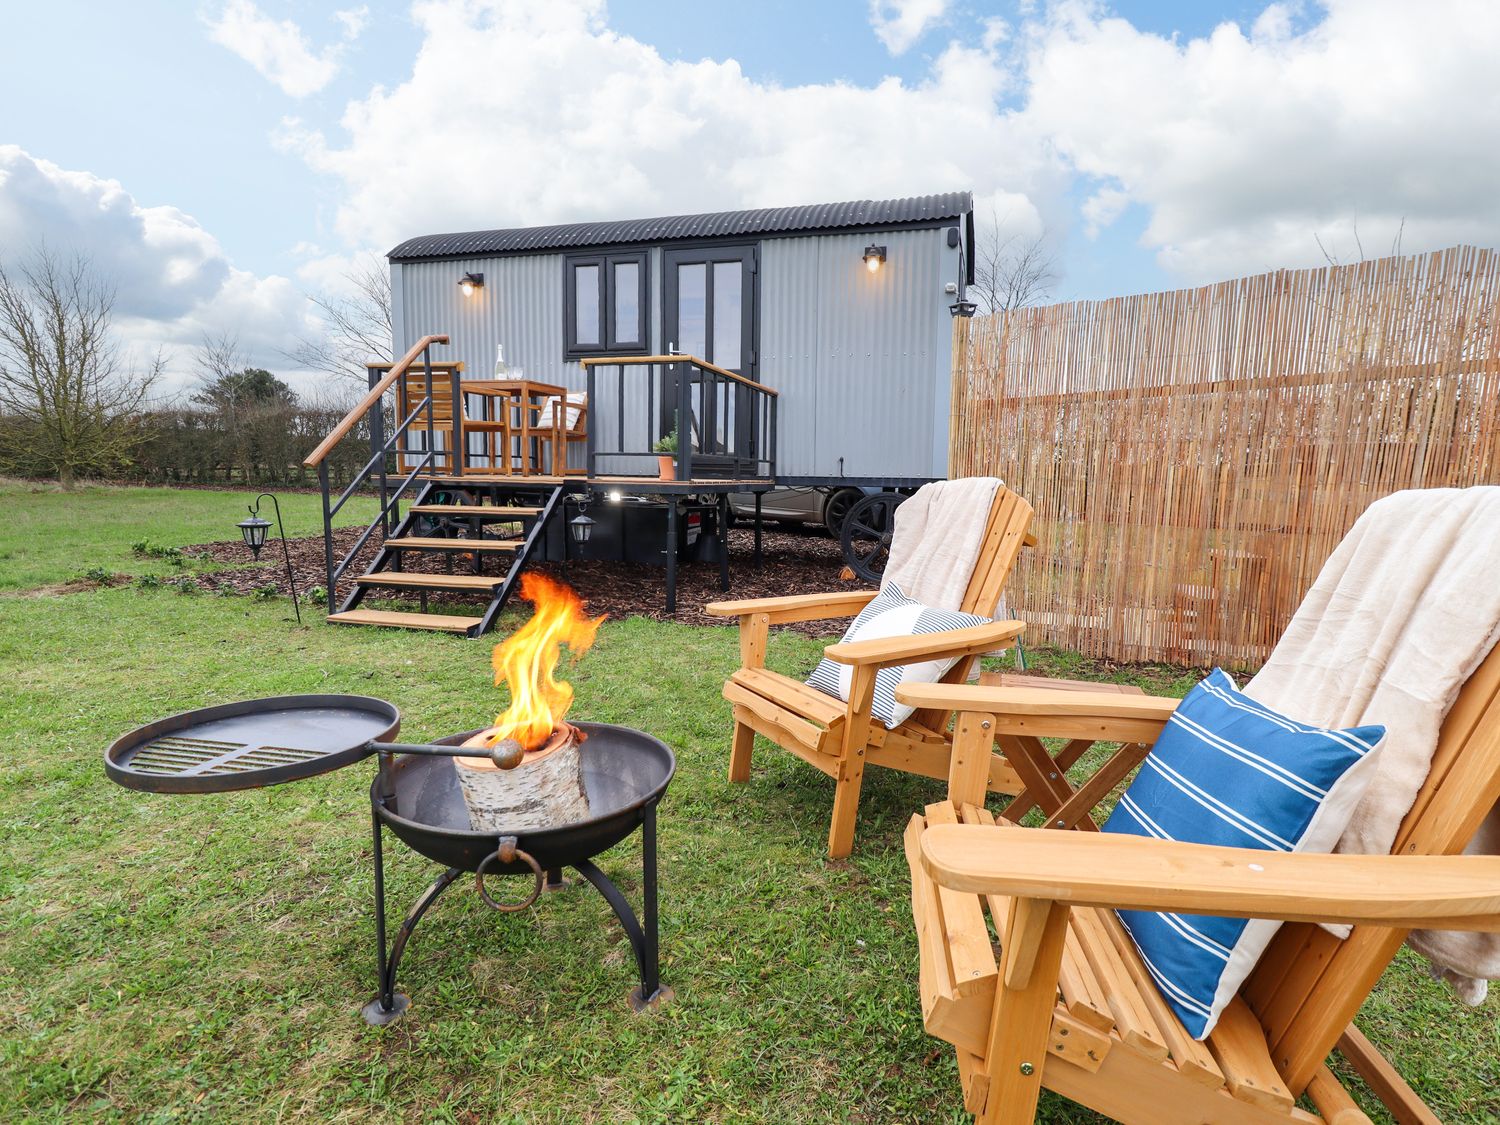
left=897, top=640, right=1500, bottom=1124
left=704, top=486, right=1035, bottom=858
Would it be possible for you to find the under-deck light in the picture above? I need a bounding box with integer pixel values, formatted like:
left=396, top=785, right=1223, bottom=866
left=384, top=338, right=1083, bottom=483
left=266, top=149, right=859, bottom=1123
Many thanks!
left=607, top=488, right=624, bottom=503
left=862, top=245, right=886, bottom=273
left=458, top=272, right=485, bottom=296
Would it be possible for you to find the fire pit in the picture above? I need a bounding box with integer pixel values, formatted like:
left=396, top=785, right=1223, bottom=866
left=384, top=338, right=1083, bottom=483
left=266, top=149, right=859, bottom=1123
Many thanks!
left=104, top=700, right=673, bottom=1023
left=102, top=577, right=674, bottom=1024
left=366, top=722, right=672, bottom=1023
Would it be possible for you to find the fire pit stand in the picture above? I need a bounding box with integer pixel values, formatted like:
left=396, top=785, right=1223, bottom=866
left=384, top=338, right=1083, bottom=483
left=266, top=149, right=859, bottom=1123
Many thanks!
left=104, top=697, right=675, bottom=1025
left=364, top=728, right=668, bottom=1024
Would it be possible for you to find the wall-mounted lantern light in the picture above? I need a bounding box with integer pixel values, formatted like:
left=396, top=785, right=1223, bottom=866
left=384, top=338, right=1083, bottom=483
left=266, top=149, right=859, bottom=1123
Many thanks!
left=458, top=272, right=485, bottom=296
left=862, top=245, right=886, bottom=273
left=948, top=299, right=978, bottom=319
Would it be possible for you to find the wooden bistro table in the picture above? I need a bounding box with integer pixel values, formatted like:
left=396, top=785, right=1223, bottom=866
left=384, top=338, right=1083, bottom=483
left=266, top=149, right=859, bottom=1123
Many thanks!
left=977, top=672, right=1149, bottom=831
left=460, top=378, right=568, bottom=476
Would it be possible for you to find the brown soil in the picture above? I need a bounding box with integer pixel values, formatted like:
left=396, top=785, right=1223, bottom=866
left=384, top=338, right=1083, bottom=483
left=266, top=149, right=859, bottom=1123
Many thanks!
left=182, top=524, right=863, bottom=635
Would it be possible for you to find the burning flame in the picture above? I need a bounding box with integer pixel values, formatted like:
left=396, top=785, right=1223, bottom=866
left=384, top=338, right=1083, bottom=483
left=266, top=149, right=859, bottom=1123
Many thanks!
left=479, top=574, right=605, bottom=752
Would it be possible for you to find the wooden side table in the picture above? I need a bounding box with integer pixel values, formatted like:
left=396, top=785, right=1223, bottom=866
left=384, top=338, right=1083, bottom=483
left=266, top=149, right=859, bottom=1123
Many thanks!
left=977, top=671, right=1152, bottom=829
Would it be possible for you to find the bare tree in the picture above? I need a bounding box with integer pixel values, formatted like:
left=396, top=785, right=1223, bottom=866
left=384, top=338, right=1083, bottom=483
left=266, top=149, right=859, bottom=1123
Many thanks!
left=0, top=248, right=159, bottom=486
left=288, top=254, right=393, bottom=386
left=1315, top=218, right=1406, bottom=267
left=971, top=207, right=1059, bottom=315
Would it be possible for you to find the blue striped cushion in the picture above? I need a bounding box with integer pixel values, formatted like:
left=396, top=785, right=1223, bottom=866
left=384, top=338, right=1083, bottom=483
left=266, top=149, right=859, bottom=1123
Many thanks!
left=1101, top=668, right=1386, bottom=1039
left=805, top=584, right=991, bottom=729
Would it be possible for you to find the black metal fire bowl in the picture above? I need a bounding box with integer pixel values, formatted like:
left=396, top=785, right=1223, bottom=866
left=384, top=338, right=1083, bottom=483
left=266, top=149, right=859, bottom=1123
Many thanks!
left=373, top=724, right=674, bottom=874
left=363, top=723, right=675, bottom=1024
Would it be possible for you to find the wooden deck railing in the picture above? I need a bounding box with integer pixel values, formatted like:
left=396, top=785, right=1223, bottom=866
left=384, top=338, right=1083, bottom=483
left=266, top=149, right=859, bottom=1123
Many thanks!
left=580, top=354, right=776, bottom=482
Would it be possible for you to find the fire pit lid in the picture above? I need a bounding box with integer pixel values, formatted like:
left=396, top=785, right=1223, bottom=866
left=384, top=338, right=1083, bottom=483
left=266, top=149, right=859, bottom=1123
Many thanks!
left=104, top=694, right=400, bottom=794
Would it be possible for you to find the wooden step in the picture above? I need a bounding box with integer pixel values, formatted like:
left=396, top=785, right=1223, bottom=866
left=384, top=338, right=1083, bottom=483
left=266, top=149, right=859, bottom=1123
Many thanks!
left=355, top=572, right=502, bottom=591
left=386, top=536, right=522, bottom=552
left=328, top=609, right=481, bottom=633
left=408, top=504, right=541, bottom=517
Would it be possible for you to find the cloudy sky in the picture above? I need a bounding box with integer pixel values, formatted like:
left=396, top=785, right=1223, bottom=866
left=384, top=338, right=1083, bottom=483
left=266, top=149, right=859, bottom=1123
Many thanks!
left=2, top=0, right=1497, bottom=391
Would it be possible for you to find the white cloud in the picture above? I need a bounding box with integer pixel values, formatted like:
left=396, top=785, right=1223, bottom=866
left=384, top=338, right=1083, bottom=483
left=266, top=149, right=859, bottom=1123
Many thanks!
left=1017, top=0, right=1500, bottom=280
left=202, top=0, right=365, bottom=98
left=0, top=146, right=321, bottom=393
left=280, top=0, right=1059, bottom=256
left=334, top=5, right=370, bottom=40
left=869, top=0, right=951, bottom=55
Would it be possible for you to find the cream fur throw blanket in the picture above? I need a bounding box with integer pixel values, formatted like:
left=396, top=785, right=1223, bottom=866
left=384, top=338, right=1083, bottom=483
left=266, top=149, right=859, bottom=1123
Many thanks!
left=882, top=477, right=1003, bottom=612
left=1245, top=486, right=1500, bottom=1004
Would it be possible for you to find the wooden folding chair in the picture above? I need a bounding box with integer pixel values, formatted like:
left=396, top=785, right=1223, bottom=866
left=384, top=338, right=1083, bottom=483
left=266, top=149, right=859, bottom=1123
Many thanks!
left=706, top=485, right=1035, bottom=858
left=898, top=639, right=1500, bottom=1123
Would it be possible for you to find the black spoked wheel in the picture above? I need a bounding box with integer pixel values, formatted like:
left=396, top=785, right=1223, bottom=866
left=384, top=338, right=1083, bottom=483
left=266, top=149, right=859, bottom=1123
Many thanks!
left=822, top=488, right=861, bottom=538
left=840, top=492, right=904, bottom=583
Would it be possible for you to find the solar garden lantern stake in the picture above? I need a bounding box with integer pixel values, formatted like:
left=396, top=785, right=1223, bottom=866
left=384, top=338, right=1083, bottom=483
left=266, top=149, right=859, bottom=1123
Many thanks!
left=237, top=492, right=302, bottom=624
left=569, top=501, right=596, bottom=547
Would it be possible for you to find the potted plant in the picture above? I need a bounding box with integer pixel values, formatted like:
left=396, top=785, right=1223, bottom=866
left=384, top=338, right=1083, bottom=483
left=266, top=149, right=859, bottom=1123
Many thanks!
left=652, top=428, right=679, bottom=481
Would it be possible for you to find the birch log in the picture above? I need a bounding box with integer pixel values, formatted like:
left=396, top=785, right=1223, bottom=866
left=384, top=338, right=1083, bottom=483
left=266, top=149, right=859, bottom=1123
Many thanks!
left=455, top=723, right=591, bottom=832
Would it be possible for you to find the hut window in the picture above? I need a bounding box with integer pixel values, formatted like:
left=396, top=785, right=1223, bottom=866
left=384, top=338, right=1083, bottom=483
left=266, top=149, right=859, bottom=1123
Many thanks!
left=565, top=250, right=648, bottom=359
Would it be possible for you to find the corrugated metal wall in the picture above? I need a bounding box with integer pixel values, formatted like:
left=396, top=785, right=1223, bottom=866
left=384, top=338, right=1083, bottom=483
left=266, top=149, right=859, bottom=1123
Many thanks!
left=760, top=229, right=954, bottom=479
left=392, top=228, right=959, bottom=482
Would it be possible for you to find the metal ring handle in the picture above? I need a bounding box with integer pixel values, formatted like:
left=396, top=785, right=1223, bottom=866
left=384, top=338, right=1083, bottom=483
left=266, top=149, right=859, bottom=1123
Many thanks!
left=475, top=836, right=544, bottom=913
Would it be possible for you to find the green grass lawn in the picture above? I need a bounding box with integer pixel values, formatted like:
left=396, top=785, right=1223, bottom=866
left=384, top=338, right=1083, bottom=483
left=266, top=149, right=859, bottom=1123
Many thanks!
left=0, top=486, right=1494, bottom=1122
left=0, top=479, right=377, bottom=591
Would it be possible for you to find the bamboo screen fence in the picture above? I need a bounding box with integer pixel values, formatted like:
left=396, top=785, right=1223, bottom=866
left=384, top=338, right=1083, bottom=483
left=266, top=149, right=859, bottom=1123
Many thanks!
left=950, top=245, right=1500, bottom=667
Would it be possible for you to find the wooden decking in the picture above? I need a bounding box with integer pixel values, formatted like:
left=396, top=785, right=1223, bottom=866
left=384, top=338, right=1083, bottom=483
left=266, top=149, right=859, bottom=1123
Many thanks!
left=424, top=473, right=772, bottom=491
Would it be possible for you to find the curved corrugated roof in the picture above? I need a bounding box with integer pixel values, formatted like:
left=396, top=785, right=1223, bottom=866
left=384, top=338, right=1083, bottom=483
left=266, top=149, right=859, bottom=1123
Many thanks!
left=388, top=192, right=972, bottom=261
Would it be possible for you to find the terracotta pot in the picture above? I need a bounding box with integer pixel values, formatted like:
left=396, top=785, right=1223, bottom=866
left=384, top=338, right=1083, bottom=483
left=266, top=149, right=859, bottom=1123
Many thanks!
left=657, top=454, right=676, bottom=481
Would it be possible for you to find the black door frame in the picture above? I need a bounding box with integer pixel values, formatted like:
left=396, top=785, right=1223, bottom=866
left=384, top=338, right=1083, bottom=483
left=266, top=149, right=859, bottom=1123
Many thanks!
left=661, top=243, right=759, bottom=458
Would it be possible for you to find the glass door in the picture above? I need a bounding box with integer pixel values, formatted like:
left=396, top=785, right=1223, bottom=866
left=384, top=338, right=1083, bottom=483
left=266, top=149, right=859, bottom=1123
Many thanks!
left=662, top=246, right=757, bottom=465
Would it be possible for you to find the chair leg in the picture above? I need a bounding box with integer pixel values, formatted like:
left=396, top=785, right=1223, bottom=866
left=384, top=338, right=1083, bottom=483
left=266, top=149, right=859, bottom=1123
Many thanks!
left=728, top=720, right=754, bottom=783
left=980, top=899, right=1070, bottom=1124
left=827, top=748, right=866, bottom=859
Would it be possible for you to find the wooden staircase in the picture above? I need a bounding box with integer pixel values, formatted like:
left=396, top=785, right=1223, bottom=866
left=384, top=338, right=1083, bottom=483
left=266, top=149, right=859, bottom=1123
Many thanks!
left=327, top=480, right=564, bottom=637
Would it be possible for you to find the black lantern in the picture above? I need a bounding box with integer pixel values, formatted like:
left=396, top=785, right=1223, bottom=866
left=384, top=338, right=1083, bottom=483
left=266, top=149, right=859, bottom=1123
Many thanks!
left=238, top=513, right=272, bottom=558
left=569, top=512, right=596, bottom=545
left=235, top=494, right=302, bottom=624
left=862, top=244, right=886, bottom=273
left=948, top=299, right=978, bottom=319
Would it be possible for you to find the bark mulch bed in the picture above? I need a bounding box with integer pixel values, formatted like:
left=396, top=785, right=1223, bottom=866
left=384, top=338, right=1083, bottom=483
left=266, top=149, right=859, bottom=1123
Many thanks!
left=182, top=525, right=863, bottom=635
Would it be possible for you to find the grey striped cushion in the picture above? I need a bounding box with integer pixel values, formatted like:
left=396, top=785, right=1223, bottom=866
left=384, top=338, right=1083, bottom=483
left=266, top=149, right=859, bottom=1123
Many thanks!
left=805, top=584, right=991, bottom=729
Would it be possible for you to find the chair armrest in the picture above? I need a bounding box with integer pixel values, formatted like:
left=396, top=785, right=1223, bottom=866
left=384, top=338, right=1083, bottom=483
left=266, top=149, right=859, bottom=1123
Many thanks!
left=704, top=589, right=878, bottom=625
left=920, top=826, right=1500, bottom=930
left=825, top=620, right=1024, bottom=671
left=895, top=682, right=1181, bottom=722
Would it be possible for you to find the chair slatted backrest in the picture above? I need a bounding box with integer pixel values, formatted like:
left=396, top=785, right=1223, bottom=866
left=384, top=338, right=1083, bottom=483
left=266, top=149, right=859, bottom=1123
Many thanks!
left=1243, top=642, right=1500, bottom=1094
left=957, top=488, right=1034, bottom=618
left=902, top=488, right=1033, bottom=733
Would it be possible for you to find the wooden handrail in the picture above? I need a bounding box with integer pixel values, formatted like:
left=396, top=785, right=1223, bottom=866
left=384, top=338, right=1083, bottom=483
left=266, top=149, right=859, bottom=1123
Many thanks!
left=578, top=354, right=778, bottom=397
left=304, top=335, right=450, bottom=466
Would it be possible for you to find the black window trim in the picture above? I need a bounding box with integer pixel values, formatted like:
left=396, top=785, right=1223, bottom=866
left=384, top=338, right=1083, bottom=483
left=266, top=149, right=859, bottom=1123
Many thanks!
left=564, top=249, right=650, bottom=360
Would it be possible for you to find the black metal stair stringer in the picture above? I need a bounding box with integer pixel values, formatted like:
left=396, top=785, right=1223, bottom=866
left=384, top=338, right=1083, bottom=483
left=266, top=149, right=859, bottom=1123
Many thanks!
left=335, top=480, right=440, bottom=615
left=469, top=484, right=567, bottom=638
